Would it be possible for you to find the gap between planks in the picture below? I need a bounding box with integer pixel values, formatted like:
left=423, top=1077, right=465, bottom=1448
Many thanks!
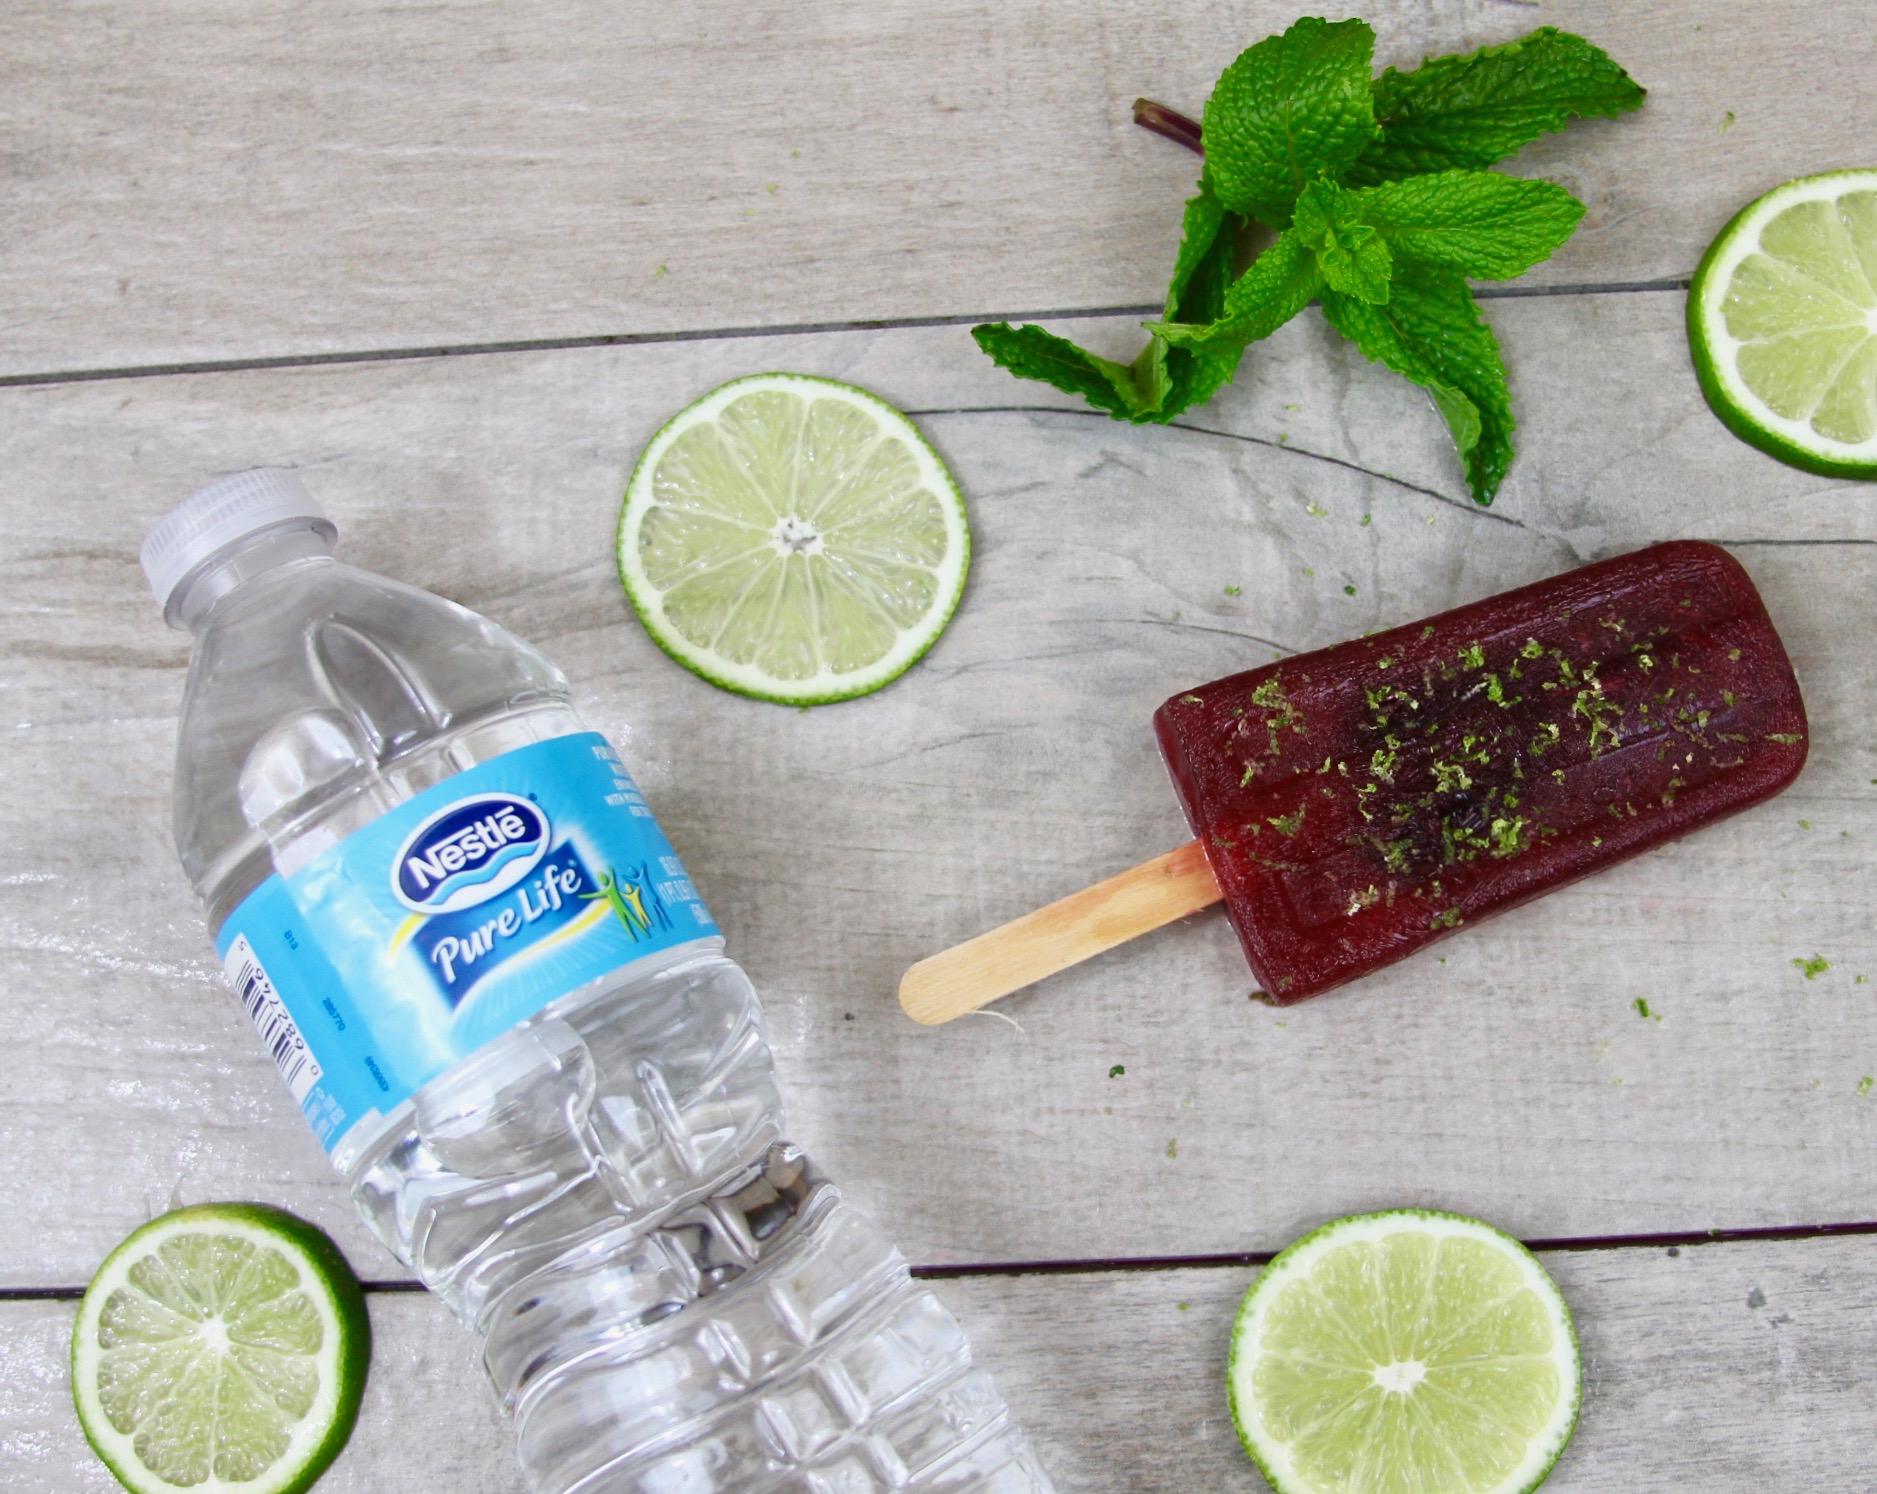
left=0, top=279, right=1689, bottom=391
left=5, top=1216, right=1875, bottom=1302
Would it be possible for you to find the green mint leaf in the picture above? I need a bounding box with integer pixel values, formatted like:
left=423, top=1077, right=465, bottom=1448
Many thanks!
left=1346, top=27, right=1645, bottom=185
left=1150, top=229, right=1325, bottom=357
left=1161, top=345, right=1241, bottom=420
left=1320, top=263, right=1513, bottom=503
left=1293, top=180, right=1392, bottom=304
left=1126, top=337, right=1174, bottom=414
left=1166, top=188, right=1235, bottom=321
left=974, top=187, right=1250, bottom=424
left=1120, top=330, right=1241, bottom=424
left=1202, top=17, right=1379, bottom=225
left=969, top=323, right=1233, bottom=425
left=971, top=323, right=1157, bottom=420
left=1349, top=169, right=1584, bottom=279
left=1158, top=186, right=1252, bottom=414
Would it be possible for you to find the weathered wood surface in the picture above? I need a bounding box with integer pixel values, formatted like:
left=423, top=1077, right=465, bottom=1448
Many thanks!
left=8, top=2, right=1876, bottom=1487
left=11, top=1235, right=1877, bottom=1490
left=5, top=0, right=1875, bottom=377
left=4, top=296, right=1873, bottom=1290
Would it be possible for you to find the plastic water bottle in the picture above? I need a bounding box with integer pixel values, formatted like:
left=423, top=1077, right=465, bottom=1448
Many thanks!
left=142, top=470, right=1054, bottom=1494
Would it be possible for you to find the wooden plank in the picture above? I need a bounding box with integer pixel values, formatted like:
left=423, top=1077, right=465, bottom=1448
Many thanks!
left=2, top=294, right=1874, bottom=1288
left=4, top=1, right=1874, bottom=375
left=11, top=1234, right=1877, bottom=1489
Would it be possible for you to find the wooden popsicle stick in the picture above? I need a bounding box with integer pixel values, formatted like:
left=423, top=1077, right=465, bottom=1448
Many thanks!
left=898, top=840, right=1223, bottom=1025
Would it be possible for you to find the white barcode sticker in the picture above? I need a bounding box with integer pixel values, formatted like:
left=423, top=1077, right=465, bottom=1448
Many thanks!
left=223, top=934, right=323, bottom=1105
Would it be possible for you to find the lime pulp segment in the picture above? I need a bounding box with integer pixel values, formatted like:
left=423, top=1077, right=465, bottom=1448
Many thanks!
left=1229, top=1210, right=1581, bottom=1494
left=72, top=1204, right=369, bottom=1494
left=618, top=373, right=970, bottom=705
left=1690, top=169, right=1877, bottom=475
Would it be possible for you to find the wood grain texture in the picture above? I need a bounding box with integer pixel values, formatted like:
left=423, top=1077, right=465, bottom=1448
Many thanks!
left=11, top=1235, right=1877, bottom=1490
left=899, top=840, right=1220, bottom=1024
left=2, top=294, right=1874, bottom=1289
left=4, top=1, right=1875, bottom=375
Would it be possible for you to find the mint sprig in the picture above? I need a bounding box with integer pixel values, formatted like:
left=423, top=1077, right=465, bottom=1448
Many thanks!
left=972, top=18, right=1643, bottom=504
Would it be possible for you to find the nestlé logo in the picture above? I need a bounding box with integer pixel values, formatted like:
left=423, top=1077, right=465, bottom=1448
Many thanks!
left=393, top=793, right=550, bottom=914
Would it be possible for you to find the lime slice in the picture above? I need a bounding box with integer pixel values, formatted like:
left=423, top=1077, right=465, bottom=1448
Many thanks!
left=618, top=373, right=970, bottom=705
left=1689, top=169, right=1877, bottom=476
left=72, top=1204, right=370, bottom=1494
left=1229, top=1210, right=1581, bottom=1494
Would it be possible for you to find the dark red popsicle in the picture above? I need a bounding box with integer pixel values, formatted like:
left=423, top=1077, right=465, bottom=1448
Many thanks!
left=1154, top=541, right=1808, bottom=1003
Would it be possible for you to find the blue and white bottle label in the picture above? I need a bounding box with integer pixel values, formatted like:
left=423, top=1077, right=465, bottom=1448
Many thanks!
left=217, top=733, right=718, bottom=1155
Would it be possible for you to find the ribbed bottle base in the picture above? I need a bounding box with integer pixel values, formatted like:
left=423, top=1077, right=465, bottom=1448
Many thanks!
left=500, top=1146, right=1053, bottom=1493
left=346, top=954, right=1053, bottom=1493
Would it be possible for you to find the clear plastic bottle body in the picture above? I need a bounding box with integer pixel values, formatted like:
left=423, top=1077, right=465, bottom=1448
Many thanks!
left=170, top=539, right=1052, bottom=1492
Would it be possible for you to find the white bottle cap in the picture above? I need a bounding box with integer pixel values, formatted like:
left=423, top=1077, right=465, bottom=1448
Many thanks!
left=141, top=469, right=338, bottom=620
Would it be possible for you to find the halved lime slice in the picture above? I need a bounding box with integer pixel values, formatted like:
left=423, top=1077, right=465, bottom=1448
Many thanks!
left=1689, top=169, right=1877, bottom=476
left=72, top=1204, right=370, bottom=1494
left=618, top=373, right=971, bottom=705
left=1229, top=1210, right=1581, bottom=1494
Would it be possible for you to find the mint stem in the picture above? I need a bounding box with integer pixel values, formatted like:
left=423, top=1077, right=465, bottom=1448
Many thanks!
left=1132, top=99, right=1204, bottom=157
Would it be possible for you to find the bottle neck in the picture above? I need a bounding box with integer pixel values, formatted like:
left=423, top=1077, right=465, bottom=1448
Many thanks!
left=170, top=523, right=336, bottom=633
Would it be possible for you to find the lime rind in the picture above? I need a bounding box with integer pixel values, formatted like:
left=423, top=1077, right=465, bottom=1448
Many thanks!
left=1689, top=169, right=1877, bottom=478
left=618, top=373, right=971, bottom=706
left=72, top=1203, right=370, bottom=1494
left=1228, top=1209, right=1581, bottom=1494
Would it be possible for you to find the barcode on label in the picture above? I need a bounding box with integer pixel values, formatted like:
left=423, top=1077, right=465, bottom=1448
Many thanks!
left=223, top=935, right=322, bottom=1106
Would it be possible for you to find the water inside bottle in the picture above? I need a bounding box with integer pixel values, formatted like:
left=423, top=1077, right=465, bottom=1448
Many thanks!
left=160, top=487, right=1053, bottom=1492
